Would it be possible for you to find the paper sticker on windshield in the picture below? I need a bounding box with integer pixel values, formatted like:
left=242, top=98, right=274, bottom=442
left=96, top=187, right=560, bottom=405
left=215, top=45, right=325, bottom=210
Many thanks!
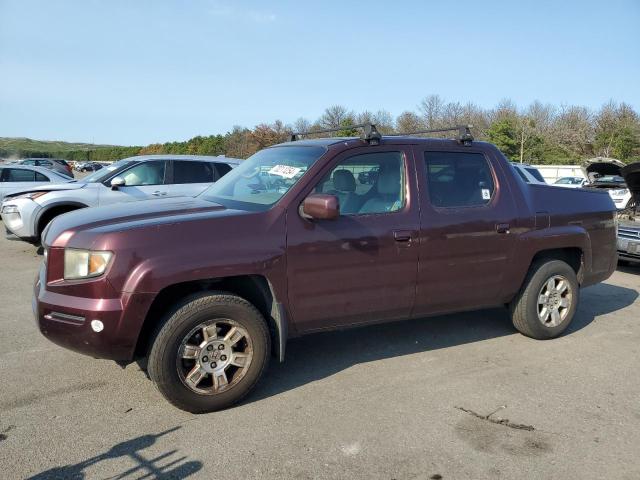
left=268, top=165, right=301, bottom=179
left=481, top=189, right=491, bottom=200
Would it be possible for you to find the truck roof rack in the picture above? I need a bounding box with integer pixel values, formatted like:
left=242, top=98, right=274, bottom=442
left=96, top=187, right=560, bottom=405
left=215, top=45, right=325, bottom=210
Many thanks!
left=289, top=123, right=473, bottom=146
left=389, top=125, right=474, bottom=145
left=289, top=123, right=382, bottom=145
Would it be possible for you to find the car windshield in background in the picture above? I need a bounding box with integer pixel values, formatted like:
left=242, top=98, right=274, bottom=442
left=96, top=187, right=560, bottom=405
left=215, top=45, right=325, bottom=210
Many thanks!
left=201, top=145, right=326, bottom=211
left=595, top=175, right=625, bottom=184
left=80, top=160, right=135, bottom=183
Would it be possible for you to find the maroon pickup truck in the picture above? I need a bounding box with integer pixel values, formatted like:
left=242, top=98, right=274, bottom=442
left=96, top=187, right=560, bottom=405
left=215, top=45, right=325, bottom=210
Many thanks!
left=34, top=125, right=617, bottom=412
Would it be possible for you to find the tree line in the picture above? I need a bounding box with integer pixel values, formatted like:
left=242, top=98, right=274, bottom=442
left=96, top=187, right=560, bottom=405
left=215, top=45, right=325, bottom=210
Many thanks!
left=4, top=96, right=639, bottom=164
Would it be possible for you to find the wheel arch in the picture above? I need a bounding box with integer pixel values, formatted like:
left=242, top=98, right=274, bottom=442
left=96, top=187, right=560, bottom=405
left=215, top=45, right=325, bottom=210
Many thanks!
left=35, top=202, right=88, bottom=237
left=134, top=275, right=288, bottom=362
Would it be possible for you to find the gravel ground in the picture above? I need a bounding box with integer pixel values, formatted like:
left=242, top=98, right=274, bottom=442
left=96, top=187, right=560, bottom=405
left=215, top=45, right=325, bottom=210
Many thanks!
left=0, top=231, right=639, bottom=480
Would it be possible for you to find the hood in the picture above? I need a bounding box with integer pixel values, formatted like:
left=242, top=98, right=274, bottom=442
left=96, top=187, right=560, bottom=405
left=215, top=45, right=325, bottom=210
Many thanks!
left=3, top=181, right=85, bottom=198
left=621, top=162, right=640, bottom=207
left=581, top=157, right=625, bottom=180
left=44, top=196, right=246, bottom=247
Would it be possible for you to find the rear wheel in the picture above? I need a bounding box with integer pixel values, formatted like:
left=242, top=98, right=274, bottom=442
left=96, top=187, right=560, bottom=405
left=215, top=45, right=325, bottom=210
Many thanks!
left=509, top=259, right=579, bottom=339
left=147, top=292, right=270, bottom=413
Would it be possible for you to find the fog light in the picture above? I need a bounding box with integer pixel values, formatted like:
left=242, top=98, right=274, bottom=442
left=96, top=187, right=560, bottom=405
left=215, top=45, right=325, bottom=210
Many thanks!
left=90, top=320, right=104, bottom=332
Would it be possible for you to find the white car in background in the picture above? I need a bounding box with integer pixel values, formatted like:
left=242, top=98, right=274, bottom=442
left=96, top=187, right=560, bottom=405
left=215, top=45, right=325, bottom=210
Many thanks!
left=1, top=155, right=239, bottom=243
left=511, top=163, right=546, bottom=184
left=582, top=157, right=633, bottom=209
left=554, top=176, right=587, bottom=188
left=0, top=165, right=71, bottom=202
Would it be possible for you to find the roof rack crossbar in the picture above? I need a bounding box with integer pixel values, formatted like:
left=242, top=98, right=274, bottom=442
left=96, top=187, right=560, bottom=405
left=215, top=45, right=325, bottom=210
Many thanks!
left=390, top=125, right=474, bottom=144
left=290, top=123, right=382, bottom=145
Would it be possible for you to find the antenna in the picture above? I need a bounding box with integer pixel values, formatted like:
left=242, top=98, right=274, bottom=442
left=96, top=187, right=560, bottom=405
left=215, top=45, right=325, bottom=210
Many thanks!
left=289, top=123, right=382, bottom=145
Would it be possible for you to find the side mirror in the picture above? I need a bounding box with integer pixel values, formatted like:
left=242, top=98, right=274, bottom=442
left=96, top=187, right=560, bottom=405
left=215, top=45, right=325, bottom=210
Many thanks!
left=301, top=194, right=340, bottom=220
left=110, top=177, right=125, bottom=190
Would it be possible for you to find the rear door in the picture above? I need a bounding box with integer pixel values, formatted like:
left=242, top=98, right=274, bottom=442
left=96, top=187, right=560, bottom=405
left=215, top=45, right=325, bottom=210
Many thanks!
left=285, top=146, right=420, bottom=332
left=97, top=160, right=170, bottom=205
left=413, top=147, right=518, bottom=316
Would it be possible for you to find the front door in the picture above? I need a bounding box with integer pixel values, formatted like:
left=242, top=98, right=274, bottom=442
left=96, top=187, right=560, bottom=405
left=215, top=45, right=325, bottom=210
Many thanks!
left=97, top=160, right=169, bottom=205
left=413, top=147, right=518, bottom=316
left=285, top=146, right=420, bottom=332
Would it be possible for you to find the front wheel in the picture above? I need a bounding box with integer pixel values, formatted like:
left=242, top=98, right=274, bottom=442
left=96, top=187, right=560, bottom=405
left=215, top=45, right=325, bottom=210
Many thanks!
left=509, top=259, right=579, bottom=339
left=147, top=292, right=271, bottom=413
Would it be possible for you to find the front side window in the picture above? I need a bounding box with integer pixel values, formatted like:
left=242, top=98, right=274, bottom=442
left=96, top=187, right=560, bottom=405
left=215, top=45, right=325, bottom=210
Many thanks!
left=82, top=159, right=135, bottom=183
left=1, top=168, right=36, bottom=182
left=173, top=161, right=214, bottom=184
left=315, top=151, right=405, bottom=215
left=202, top=146, right=326, bottom=211
left=425, top=152, right=495, bottom=208
left=120, top=161, right=166, bottom=186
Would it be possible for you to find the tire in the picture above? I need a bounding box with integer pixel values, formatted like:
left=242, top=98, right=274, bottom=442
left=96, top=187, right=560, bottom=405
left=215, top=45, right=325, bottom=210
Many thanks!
left=147, top=292, right=271, bottom=413
left=509, top=259, right=579, bottom=339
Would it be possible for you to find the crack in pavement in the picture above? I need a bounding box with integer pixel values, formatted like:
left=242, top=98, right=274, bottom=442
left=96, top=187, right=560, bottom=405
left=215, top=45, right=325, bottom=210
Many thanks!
left=455, top=405, right=535, bottom=431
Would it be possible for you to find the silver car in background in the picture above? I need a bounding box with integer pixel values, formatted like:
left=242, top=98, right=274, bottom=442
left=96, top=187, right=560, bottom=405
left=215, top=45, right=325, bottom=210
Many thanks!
left=1, top=155, right=239, bottom=243
left=0, top=165, right=72, bottom=202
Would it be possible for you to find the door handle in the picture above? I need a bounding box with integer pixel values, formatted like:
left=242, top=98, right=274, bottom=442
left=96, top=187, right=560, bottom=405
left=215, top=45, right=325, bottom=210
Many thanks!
left=393, top=230, right=413, bottom=242
left=152, top=191, right=167, bottom=196
left=496, top=223, right=510, bottom=234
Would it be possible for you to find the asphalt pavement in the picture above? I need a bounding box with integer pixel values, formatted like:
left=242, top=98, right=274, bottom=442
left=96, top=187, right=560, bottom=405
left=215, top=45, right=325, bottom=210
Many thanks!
left=0, top=232, right=639, bottom=480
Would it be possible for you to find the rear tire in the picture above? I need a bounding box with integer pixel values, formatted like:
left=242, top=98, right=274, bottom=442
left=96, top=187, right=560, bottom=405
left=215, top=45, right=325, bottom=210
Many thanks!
left=147, top=292, right=270, bottom=413
left=509, top=259, right=579, bottom=339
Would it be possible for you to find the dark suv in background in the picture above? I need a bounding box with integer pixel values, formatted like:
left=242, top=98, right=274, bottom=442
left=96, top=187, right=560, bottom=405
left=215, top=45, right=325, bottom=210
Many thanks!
left=33, top=125, right=617, bottom=412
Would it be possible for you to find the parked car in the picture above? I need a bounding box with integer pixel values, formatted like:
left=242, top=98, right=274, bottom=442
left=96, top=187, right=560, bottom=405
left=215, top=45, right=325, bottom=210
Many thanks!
left=511, top=163, right=546, bottom=184
left=554, top=176, right=587, bottom=188
left=1, top=155, right=239, bottom=243
left=31, top=125, right=617, bottom=413
left=617, top=162, right=640, bottom=264
left=18, top=158, right=73, bottom=178
left=0, top=165, right=71, bottom=202
left=79, top=162, right=104, bottom=172
left=582, top=158, right=633, bottom=209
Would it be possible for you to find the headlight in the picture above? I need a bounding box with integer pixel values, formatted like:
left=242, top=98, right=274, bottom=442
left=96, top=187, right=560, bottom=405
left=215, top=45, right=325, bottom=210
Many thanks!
left=64, top=249, right=113, bottom=280
left=610, top=189, right=629, bottom=196
left=1, top=205, right=19, bottom=214
left=13, top=191, right=49, bottom=200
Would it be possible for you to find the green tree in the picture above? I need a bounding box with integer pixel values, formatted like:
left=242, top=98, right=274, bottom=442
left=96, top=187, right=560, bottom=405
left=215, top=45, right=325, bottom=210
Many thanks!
left=487, top=119, right=519, bottom=160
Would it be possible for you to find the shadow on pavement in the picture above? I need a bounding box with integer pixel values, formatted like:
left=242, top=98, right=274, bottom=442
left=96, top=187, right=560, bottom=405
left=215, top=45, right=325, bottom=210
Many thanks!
left=252, top=282, right=638, bottom=403
left=27, top=427, right=202, bottom=480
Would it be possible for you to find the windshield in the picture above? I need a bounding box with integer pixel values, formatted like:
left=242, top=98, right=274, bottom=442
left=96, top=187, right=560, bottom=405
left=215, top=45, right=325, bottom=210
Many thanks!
left=201, top=145, right=326, bottom=211
left=80, top=159, right=135, bottom=183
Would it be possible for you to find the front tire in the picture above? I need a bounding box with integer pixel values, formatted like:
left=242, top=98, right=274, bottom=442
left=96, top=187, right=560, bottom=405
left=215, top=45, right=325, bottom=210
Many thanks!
left=509, top=259, right=579, bottom=339
left=147, top=292, right=270, bottom=413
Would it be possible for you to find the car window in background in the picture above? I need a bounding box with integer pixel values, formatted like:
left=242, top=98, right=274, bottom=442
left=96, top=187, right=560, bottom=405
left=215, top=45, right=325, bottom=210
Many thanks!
left=1, top=168, right=36, bottom=182
left=525, top=167, right=545, bottom=183
left=81, top=160, right=135, bottom=183
left=173, top=161, right=214, bottom=184
left=202, top=146, right=326, bottom=211
left=20, top=160, right=36, bottom=166
left=35, top=172, right=50, bottom=182
left=214, top=163, right=232, bottom=180
left=425, top=152, right=495, bottom=208
left=121, top=161, right=167, bottom=186
left=513, top=166, right=530, bottom=183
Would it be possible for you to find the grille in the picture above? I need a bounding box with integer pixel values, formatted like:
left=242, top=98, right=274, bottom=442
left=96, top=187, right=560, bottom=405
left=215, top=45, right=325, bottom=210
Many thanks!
left=618, top=228, right=640, bottom=240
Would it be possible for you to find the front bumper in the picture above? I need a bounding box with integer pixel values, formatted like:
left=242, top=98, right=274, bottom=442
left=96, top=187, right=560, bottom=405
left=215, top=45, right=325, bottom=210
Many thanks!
left=33, top=262, right=156, bottom=361
left=1, top=198, right=41, bottom=239
left=617, top=235, right=640, bottom=263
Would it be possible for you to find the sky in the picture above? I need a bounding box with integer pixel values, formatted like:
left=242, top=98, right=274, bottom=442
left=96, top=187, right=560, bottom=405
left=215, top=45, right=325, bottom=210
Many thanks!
left=1, top=0, right=639, bottom=146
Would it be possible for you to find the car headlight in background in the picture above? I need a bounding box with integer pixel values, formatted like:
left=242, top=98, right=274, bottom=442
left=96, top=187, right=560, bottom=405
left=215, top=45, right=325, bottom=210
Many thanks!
left=64, top=249, right=113, bottom=280
left=13, top=191, right=50, bottom=200
left=1, top=205, right=19, bottom=214
left=610, top=189, right=629, bottom=196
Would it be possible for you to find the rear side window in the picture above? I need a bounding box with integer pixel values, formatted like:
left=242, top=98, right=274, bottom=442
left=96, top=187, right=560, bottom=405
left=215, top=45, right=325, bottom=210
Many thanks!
left=35, top=172, right=49, bottom=182
left=173, top=161, right=215, bottom=184
left=424, top=152, right=495, bottom=208
left=1, top=168, right=36, bottom=182
left=513, top=165, right=530, bottom=183
left=525, top=167, right=545, bottom=183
